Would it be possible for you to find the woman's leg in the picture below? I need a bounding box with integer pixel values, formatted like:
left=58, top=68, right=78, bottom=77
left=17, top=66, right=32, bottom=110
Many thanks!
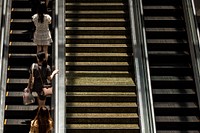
left=37, top=45, right=42, bottom=53
left=42, top=45, right=48, bottom=61
left=45, top=0, right=49, bottom=7
left=37, top=97, right=46, bottom=107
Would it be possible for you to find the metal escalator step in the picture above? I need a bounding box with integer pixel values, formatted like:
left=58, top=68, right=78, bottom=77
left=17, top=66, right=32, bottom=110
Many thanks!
left=66, top=3, right=124, bottom=6
left=156, top=116, right=200, bottom=122
left=153, top=89, right=195, bottom=94
left=66, top=85, right=135, bottom=92
left=147, top=39, right=187, bottom=44
left=154, top=102, right=198, bottom=108
left=66, top=35, right=127, bottom=39
left=66, top=113, right=138, bottom=118
left=66, top=124, right=139, bottom=129
left=157, top=130, right=200, bottom=133
left=151, top=76, right=193, bottom=81
left=66, top=102, right=137, bottom=107
left=65, top=43, right=128, bottom=47
left=5, top=105, right=48, bottom=110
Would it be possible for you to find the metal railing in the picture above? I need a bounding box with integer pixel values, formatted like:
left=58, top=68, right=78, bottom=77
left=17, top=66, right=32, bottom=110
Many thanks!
left=0, top=0, right=12, bottom=132
left=128, top=0, right=156, bottom=133
left=54, top=0, right=66, bottom=132
left=182, top=0, right=200, bottom=111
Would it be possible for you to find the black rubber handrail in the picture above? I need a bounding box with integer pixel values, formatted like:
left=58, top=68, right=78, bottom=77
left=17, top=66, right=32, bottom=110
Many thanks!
left=0, top=0, right=12, bottom=132
left=54, top=0, right=66, bottom=132
left=182, top=0, right=200, bottom=111
left=128, top=0, right=156, bottom=132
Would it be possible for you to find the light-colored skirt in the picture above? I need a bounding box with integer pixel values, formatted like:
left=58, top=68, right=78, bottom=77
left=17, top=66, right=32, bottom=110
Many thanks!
left=33, top=30, right=53, bottom=46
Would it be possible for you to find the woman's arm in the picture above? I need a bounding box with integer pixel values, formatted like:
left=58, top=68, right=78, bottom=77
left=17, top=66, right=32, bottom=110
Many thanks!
left=47, top=69, right=59, bottom=81
left=27, top=64, right=35, bottom=90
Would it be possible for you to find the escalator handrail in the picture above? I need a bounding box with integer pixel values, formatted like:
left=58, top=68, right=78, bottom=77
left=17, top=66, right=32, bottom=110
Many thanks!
left=182, top=0, right=200, bottom=111
left=0, top=0, right=3, bottom=35
left=128, top=0, right=156, bottom=133
left=0, top=0, right=12, bottom=132
left=54, top=0, right=66, bottom=132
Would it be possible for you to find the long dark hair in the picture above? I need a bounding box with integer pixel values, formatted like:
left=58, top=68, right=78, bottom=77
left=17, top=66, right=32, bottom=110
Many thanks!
left=33, top=106, right=53, bottom=133
left=37, top=51, right=47, bottom=67
left=38, top=1, right=47, bottom=23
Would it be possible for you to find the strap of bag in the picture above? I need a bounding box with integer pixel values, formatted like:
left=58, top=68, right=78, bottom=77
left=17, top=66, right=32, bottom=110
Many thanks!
left=27, top=63, right=35, bottom=90
left=37, top=65, right=45, bottom=86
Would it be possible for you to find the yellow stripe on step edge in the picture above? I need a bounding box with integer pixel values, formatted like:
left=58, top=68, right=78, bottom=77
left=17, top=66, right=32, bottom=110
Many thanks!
left=6, top=91, right=8, bottom=96
left=4, top=119, right=7, bottom=125
left=4, top=105, right=8, bottom=124
left=6, top=78, right=10, bottom=83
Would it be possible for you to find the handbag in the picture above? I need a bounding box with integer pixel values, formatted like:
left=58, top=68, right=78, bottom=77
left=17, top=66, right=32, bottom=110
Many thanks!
left=23, top=88, right=35, bottom=105
left=42, top=85, right=53, bottom=96
left=38, top=66, right=53, bottom=96
left=23, top=63, right=35, bottom=105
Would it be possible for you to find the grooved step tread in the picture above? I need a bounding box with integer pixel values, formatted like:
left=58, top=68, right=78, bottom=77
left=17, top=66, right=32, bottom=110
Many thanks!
left=65, top=53, right=129, bottom=56
left=66, top=113, right=138, bottom=118
left=6, top=92, right=136, bottom=97
left=65, top=18, right=126, bottom=22
left=150, top=65, right=189, bottom=68
left=66, top=11, right=125, bottom=14
left=65, top=44, right=128, bottom=47
left=156, top=116, right=200, bottom=122
left=66, top=3, right=124, bottom=6
left=157, top=131, right=200, bottom=133
left=11, top=19, right=32, bottom=22
left=11, top=8, right=31, bottom=11
left=151, top=76, right=193, bottom=81
left=66, top=102, right=137, bottom=107
left=65, top=27, right=126, bottom=30
left=143, top=6, right=179, bottom=9
left=66, top=92, right=136, bottom=96
left=5, top=119, right=31, bottom=125
left=144, top=16, right=181, bottom=20
left=154, top=102, right=198, bottom=108
left=65, top=124, right=139, bottom=129
left=148, top=51, right=189, bottom=55
left=145, top=28, right=185, bottom=31
left=5, top=105, right=48, bottom=110
left=66, top=62, right=129, bottom=65
left=10, top=42, right=35, bottom=46
left=147, top=39, right=187, bottom=43
left=153, top=89, right=195, bottom=94
left=65, top=35, right=127, bottom=39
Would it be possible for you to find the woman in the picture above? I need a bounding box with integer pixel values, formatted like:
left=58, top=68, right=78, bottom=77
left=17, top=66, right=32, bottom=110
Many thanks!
left=27, top=51, right=59, bottom=107
left=29, top=106, right=53, bottom=133
left=32, top=1, right=52, bottom=61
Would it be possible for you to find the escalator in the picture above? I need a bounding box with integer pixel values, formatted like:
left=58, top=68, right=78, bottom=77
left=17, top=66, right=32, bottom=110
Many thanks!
left=3, top=0, right=52, bottom=132
left=65, top=0, right=140, bottom=132
left=142, top=0, right=200, bottom=132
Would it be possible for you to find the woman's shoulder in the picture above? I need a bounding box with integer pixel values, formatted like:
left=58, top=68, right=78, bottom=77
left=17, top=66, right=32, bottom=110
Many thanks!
left=44, top=14, right=51, bottom=20
left=32, top=14, right=38, bottom=19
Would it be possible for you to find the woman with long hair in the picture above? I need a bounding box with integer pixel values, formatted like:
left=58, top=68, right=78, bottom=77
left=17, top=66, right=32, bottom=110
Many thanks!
left=29, top=106, right=53, bottom=133
left=32, top=1, right=52, bottom=61
left=27, top=51, right=59, bottom=107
